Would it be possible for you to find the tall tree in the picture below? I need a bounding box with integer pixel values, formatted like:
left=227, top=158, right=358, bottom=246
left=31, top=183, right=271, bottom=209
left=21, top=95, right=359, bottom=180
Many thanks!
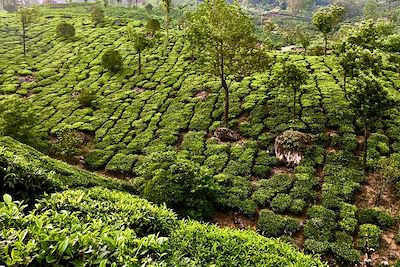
left=348, top=74, right=392, bottom=170
left=17, top=6, right=40, bottom=56
left=312, top=5, right=345, bottom=56
left=161, top=0, right=172, bottom=36
left=295, top=26, right=311, bottom=54
left=188, top=0, right=268, bottom=126
left=275, top=62, right=309, bottom=123
left=337, top=45, right=382, bottom=93
left=127, top=28, right=152, bottom=74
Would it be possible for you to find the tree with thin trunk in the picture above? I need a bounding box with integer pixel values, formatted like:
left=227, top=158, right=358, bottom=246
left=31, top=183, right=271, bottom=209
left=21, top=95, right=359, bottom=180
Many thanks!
left=295, top=26, right=311, bottom=55
left=17, top=6, right=40, bottom=56
left=127, top=27, right=152, bottom=75
left=348, top=73, right=393, bottom=171
left=161, top=0, right=171, bottom=37
left=188, top=0, right=268, bottom=126
left=337, top=44, right=382, bottom=94
left=275, top=62, right=308, bottom=124
left=312, top=5, right=345, bottom=56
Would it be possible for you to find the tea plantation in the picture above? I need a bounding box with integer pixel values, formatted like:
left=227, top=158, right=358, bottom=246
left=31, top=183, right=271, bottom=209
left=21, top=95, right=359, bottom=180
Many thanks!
left=1, top=1, right=400, bottom=266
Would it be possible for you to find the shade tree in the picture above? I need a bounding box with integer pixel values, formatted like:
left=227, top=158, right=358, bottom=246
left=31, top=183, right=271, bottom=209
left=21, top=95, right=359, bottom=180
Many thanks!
left=187, top=0, right=268, bottom=126
left=17, top=6, right=40, bottom=56
left=161, top=0, right=172, bottom=36
left=145, top=18, right=161, bottom=37
left=274, top=62, right=309, bottom=124
left=312, top=5, right=345, bottom=56
left=127, top=27, right=153, bottom=74
left=348, top=74, right=393, bottom=170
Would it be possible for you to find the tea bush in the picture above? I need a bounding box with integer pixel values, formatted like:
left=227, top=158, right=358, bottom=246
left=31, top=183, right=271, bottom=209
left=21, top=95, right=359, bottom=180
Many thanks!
left=56, top=22, right=75, bottom=38
left=101, top=50, right=123, bottom=72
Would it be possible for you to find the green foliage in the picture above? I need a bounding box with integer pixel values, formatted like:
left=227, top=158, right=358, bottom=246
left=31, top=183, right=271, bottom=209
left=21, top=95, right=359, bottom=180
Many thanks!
left=252, top=173, right=294, bottom=206
left=304, top=205, right=336, bottom=242
left=258, top=210, right=300, bottom=237
left=0, top=96, right=37, bottom=143
left=357, top=208, right=394, bottom=229
left=274, top=62, right=309, bottom=121
left=55, top=22, right=75, bottom=39
left=145, top=3, right=153, bottom=13
left=364, top=0, right=380, bottom=19
left=138, top=151, right=214, bottom=219
left=168, top=220, right=325, bottom=266
left=0, top=137, right=133, bottom=200
left=146, top=18, right=161, bottom=36
left=0, top=188, right=174, bottom=266
left=312, top=5, right=345, bottom=54
left=271, top=193, right=293, bottom=213
left=358, top=224, right=382, bottom=250
left=77, top=87, right=96, bottom=107
left=85, top=149, right=114, bottom=170
left=91, top=5, right=105, bottom=25
left=338, top=203, right=357, bottom=233
left=188, top=0, right=266, bottom=124
left=101, top=50, right=123, bottom=72
left=51, top=129, right=83, bottom=157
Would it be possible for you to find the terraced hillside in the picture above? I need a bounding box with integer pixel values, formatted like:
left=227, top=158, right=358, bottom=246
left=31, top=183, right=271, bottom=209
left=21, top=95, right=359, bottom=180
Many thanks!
left=0, top=137, right=326, bottom=266
left=1, top=4, right=400, bottom=266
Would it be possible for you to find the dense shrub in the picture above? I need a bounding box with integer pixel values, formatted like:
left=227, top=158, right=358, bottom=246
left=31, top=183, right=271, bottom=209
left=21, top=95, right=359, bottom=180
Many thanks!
left=146, top=18, right=160, bottom=36
left=84, top=149, right=114, bottom=170
left=358, top=224, right=382, bottom=250
left=0, top=137, right=133, bottom=200
left=137, top=151, right=214, bottom=219
left=271, top=193, right=292, bottom=213
left=77, top=88, right=96, bottom=107
left=252, top=173, right=294, bottom=206
left=258, top=210, right=300, bottom=237
left=56, top=22, right=75, bottom=38
left=304, top=205, right=336, bottom=242
left=338, top=203, right=358, bottom=233
left=0, top=96, right=38, bottom=144
left=357, top=208, right=394, bottom=229
left=101, top=50, right=123, bottom=72
left=330, top=242, right=360, bottom=265
left=91, top=5, right=105, bottom=24
left=0, top=189, right=175, bottom=266
left=0, top=190, right=326, bottom=267
left=51, top=129, right=83, bottom=156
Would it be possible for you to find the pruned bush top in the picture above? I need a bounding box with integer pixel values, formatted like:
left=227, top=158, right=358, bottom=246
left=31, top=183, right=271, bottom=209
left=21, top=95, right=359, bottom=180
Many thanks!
left=101, top=50, right=123, bottom=72
left=56, top=22, right=75, bottom=38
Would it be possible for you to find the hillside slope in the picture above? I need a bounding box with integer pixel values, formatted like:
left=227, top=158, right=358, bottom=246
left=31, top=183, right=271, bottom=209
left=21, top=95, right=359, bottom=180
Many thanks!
left=0, top=137, right=326, bottom=266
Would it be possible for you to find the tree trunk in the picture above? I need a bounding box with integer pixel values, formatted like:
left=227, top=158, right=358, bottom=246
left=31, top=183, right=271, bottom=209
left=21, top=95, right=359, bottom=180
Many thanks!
left=363, top=127, right=369, bottom=171
left=293, top=88, right=296, bottom=124
left=22, top=23, right=26, bottom=56
left=138, top=50, right=141, bottom=74
left=220, top=52, right=229, bottom=127
left=324, top=35, right=327, bottom=56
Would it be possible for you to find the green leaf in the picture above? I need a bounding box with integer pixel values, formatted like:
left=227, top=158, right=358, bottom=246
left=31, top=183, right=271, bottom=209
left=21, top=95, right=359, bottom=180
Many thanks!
left=99, top=259, right=107, bottom=267
left=58, top=238, right=69, bottom=254
left=46, top=255, right=57, bottom=263
left=3, top=194, right=12, bottom=205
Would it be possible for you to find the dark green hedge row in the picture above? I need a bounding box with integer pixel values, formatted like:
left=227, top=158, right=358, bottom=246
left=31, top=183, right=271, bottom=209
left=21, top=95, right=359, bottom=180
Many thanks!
left=0, top=136, right=134, bottom=200
left=0, top=187, right=327, bottom=266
